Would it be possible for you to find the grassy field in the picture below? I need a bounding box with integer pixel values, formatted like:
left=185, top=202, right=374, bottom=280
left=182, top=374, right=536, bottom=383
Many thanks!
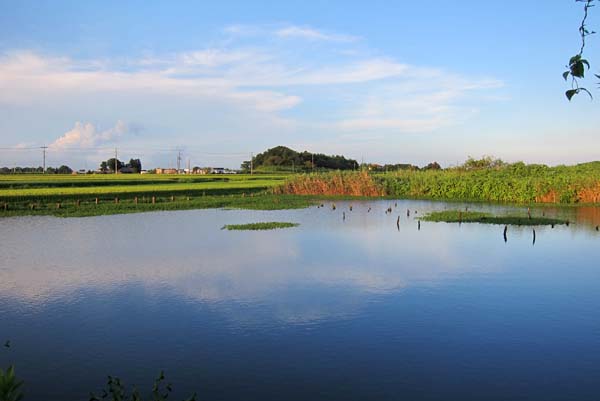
left=0, top=173, right=309, bottom=217
left=0, top=174, right=284, bottom=196
left=4, top=161, right=600, bottom=218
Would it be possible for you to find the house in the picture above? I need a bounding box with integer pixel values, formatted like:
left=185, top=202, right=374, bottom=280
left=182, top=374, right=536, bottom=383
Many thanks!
left=155, top=168, right=178, bottom=175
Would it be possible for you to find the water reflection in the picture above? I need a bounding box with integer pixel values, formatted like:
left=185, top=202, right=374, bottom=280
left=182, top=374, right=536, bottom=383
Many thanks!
left=2, top=201, right=597, bottom=323
left=2, top=201, right=600, bottom=401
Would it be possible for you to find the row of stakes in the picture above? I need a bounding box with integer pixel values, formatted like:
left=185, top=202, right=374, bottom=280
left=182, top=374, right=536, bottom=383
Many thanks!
left=1, top=195, right=198, bottom=211
left=318, top=202, right=600, bottom=237
left=1, top=191, right=257, bottom=211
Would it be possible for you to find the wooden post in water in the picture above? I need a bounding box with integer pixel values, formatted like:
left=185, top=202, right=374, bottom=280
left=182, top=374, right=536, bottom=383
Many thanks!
left=532, top=229, right=536, bottom=245
left=418, top=220, right=421, bottom=231
left=503, top=225, right=508, bottom=242
left=76, top=199, right=80, bottom=207
left=171, top=195, right=175, bottom=202
left=95, top=198, right=99, bottom=205
left=115, top=197, right=119, bottom=204
left=56, top=202, right=61, bottom=209
left=152, top=196, right=156, bottom=204
left=396, top=216, right=400, bottom=230
left=134, top=197, right=138, bottom=205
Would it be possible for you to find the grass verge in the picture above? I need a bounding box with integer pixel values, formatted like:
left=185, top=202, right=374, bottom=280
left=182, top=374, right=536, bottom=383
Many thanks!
left=0, top=194, right=316, bottom=218
left=420, top=210, right=568, bottom=226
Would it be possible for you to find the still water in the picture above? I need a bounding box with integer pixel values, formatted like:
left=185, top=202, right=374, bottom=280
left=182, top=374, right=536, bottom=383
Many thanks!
left=1, top=200, right=600, bottom=401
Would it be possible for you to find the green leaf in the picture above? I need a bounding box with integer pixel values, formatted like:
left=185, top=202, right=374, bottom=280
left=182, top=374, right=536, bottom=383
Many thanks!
left=566, top=89, right=579, bottom=101
left=563, top=71, right=570, bottom=80
left=571, top=61, right=585, bottom=78
left=581, top=59, right=590, bottom=69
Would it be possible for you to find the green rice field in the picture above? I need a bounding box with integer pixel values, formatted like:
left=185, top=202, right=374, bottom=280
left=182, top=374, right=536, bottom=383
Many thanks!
left=0, top=173, right=305, bottom=217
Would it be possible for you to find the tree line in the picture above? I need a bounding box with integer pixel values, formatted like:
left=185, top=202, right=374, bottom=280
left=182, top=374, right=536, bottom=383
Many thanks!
left=0, top=165, right=74, bottom=174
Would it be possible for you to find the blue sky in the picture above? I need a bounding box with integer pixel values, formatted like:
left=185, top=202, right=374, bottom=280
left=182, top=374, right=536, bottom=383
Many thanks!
left=0, top=0, right=598, bottom=169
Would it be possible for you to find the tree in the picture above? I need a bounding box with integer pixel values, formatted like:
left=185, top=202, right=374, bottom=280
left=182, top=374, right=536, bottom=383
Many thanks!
left=424, top=161, right=442, bottom=170
left=240, top=160, right=251, bottom=172
left=565, top=0, right=599, bottom=100
left=127, top=158, right=142, bottom=173
left=57, top=165, right=73, bottom=174
left=102, top=158, right=124, bottom=172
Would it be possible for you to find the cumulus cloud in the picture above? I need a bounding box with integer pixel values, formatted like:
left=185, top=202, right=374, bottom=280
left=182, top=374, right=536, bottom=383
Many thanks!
left=50, top=120, right=131, bottom=149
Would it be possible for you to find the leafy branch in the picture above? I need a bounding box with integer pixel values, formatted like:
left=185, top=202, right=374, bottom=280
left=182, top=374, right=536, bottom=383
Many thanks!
left=565, top=0, right=597, bottom=100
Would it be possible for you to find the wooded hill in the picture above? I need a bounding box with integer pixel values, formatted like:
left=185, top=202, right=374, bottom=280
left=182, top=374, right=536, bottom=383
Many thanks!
left=243, top=146, right=358, bottom=172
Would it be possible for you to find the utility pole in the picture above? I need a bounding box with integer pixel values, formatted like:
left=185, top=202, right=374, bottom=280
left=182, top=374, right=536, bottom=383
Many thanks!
left=250, top=152, right=253, bottom=175
left=114, top=148, right=118, bottom=174
left=177, top=150, right=182, bottom=174
left=41, top=145, right=48, bottom=173
left=187, top=158, right=191, bottom=174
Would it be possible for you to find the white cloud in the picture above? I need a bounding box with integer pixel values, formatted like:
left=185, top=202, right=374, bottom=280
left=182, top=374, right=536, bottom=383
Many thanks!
left=0, top=25, right=503, bottom=160
left=50, top=120, right=130, bottom=149
left=180, top=49, right=255, bottom=67
left=275, top=25, right=359, bottom=42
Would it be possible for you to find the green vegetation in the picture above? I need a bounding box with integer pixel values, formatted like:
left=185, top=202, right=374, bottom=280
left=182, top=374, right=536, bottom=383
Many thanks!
left=242, top=146, right=358, bottom=172
left=0, top=174, right=320, bottom=218
left=420, top=210, right=568, bottom=226
left=279, top=159, right=600, bottom=205
left=0, top=366, right=24, bottom=401
left=89, top=371, right=196, bottom=401
left=0, top=194, right=315, bottom=218
left=222, top=221, right=299, bottom=230
left=4, top=157, right=600, bottom=218
left=377, top=161, right=600, bottom=204
left=564, top=0, right=598, bottom=100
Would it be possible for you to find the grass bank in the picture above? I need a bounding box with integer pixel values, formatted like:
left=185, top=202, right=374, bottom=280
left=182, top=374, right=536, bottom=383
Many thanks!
left=222, top=222, right=299, bottom=230
left=420, top=210, right=568, bottom=226
left=0, top=194, right=316, bottom=218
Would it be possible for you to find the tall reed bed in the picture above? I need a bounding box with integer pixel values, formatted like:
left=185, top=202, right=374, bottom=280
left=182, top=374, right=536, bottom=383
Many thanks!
left=273, top=171, right=382, bottom=196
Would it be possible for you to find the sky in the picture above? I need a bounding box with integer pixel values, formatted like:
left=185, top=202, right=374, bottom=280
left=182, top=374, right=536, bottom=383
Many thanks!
left=0, top=0, right=599, bottom=169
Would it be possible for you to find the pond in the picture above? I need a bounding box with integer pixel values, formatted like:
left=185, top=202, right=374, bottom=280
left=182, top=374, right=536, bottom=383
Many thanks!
left=1, top=200, right=600, bottom=401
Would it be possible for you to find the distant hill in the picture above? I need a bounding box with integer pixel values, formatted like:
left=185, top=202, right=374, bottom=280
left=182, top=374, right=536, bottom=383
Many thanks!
left=244, top=146, right=358, bottom=172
